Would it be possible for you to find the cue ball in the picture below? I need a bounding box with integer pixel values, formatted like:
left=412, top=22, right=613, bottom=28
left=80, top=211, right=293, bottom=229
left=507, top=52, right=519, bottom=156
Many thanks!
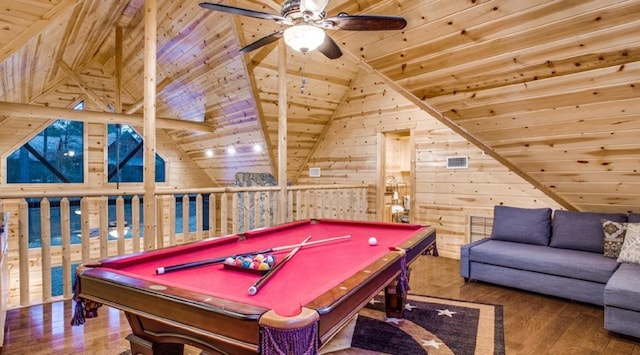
left=368, top=237, right=378, bottom=246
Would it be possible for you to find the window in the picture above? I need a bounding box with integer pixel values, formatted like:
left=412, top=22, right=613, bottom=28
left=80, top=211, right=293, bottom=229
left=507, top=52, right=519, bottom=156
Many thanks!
left=107, top=124, right=166, bottom=183
left=6, top=102, right=84, bottom=183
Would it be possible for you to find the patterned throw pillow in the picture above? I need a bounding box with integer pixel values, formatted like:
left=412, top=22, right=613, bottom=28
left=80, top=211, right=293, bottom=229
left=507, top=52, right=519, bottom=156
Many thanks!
left=602, top=219, right=627, bottom=258
left=617, top=223, right=640, bottom=264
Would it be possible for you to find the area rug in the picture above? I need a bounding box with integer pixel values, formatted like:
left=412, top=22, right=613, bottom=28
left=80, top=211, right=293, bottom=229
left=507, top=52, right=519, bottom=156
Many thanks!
left=321, top=294, right=505, bottom=355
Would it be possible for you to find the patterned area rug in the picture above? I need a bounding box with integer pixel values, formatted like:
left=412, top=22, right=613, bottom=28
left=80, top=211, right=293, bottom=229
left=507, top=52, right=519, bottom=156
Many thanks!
left=321, top=294, right=505, bottom=355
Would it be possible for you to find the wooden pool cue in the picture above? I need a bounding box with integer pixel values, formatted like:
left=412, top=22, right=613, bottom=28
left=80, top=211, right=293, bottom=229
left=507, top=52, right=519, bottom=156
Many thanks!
left=156, top=234, right=350, bottom=274
left=248, top=236, right=312, bottom=296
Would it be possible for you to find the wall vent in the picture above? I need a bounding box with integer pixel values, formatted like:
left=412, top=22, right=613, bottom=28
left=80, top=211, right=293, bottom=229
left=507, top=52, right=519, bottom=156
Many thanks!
left=446, top=156, right=468, bottom=169
left=309, top=167, right=321, bottom=177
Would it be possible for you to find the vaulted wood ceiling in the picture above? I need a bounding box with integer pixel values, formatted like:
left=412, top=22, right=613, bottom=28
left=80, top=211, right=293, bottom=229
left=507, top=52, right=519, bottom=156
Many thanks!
left=1, top=0, right=639, bottom=212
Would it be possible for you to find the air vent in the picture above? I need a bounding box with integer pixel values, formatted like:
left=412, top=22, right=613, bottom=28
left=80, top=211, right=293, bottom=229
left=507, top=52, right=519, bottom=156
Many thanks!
left=446, top=156, right=468, bottom=169
left=309, top=167, right=321, bottom=177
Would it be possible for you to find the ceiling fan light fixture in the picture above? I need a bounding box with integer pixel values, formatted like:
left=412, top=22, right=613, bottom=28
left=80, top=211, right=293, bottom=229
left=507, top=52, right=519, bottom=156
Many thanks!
left=283, top=24, right=325, bottom=53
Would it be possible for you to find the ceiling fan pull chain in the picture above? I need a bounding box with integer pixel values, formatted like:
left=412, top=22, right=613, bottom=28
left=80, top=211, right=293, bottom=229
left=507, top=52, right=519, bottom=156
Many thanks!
left=301, top=53, right=307, bottom=94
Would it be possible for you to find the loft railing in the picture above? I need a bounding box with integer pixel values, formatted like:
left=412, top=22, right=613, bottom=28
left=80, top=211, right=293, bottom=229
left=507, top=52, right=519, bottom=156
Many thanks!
left=0, top=184, right=370, bottom=308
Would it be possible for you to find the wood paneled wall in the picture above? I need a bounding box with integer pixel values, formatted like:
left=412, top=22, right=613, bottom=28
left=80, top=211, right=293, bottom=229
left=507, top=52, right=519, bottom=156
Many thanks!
left=299, top=69, right=562, bottom=258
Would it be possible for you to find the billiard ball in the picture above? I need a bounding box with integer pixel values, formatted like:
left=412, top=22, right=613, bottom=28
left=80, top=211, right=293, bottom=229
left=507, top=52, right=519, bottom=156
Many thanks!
left=368, top=237, right=378, bottom=246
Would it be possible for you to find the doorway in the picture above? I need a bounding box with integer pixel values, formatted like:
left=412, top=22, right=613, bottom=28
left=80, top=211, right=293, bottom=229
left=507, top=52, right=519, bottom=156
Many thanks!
left=377, top=129, right=414, bottom=223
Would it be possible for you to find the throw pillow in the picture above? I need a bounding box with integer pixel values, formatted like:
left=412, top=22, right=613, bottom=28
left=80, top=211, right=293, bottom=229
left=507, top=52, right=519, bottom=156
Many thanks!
left=490, top=205, right=552, bottom=245
left=550, top=210, right=627, bottom=253
left=602, top=219, right=627, bottom=258
left=617, top=223, right=640, bottom=264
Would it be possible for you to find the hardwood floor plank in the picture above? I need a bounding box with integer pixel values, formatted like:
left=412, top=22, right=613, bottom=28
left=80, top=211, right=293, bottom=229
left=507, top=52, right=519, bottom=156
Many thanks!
left=1, top=256, right=638, bottom=354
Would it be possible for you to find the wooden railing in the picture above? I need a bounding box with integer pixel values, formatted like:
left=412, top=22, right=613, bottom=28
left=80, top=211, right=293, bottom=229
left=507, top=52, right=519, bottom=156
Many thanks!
left=0, top=184, right=370, bottom=308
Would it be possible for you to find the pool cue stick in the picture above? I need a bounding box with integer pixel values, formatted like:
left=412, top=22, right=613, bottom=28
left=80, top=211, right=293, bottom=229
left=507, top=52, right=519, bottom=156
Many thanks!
left=248, top=236, right=312, bottom=296
left=155, top=234, right=351, bottom=274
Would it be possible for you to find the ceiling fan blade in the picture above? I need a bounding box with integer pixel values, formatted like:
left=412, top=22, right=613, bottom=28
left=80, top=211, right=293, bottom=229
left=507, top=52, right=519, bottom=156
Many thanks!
left=323, top=15, right=407, bottom=31
left=199, top=2, right=286, bottom=22
left=317, top=34, right=342, bottom=59
left=240, top=31, right=284, bottom=53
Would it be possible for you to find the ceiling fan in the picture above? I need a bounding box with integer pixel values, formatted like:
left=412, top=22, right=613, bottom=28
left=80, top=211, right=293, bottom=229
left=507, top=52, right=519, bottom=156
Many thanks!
left=199, top=0, right=407, bottom=59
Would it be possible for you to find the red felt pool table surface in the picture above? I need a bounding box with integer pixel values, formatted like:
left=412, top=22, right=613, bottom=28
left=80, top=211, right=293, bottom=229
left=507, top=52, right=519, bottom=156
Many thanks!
left=78, top=219, right=437, bottom=354
left=94, top=219, right=428, bottom=317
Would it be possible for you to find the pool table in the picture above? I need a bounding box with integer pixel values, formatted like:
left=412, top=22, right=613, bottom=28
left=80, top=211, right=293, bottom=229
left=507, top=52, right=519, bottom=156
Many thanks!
left=76, top=219, right=437, bottom=354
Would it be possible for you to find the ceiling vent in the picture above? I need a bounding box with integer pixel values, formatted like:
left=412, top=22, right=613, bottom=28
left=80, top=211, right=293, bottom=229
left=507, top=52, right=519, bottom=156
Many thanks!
left=309, top=167, right=321, bottom=177
left=446, top=156, right=468, bottom=169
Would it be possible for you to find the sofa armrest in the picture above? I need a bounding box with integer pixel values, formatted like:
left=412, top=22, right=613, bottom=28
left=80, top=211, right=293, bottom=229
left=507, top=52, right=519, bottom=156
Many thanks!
left=460, top=238, right=492, bottom=279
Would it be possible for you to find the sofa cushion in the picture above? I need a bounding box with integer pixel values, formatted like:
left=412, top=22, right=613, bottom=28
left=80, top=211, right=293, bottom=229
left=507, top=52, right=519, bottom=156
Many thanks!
left=469, top=240, right=619, bottom=284
left=628, top=213, right=640, bottom=223
left=490, top=205, right=552, bottom=245
left=602, top=220, right=627, bottom=258
left=605, top=262, right=640, bottom=311
left=617, top=223, right=640, bottom=264
left=550, top=210, right=627, bottom=253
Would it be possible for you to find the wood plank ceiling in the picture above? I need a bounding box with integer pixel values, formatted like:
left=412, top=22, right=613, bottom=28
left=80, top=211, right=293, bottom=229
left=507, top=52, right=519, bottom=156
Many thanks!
left=0, top=0, right=638, bottom=212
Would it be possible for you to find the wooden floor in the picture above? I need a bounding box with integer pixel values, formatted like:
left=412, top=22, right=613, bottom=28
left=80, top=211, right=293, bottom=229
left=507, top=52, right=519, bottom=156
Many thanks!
left=1, top=256, right=639, bottom=354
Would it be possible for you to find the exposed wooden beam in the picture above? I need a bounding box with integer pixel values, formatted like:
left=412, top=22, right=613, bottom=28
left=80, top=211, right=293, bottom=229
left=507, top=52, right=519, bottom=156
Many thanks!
left=0, top=0, right=80, bottom=64
left=58, top=60, right=115, bottom=112
left=342, top=51, right=577, bottom=212
left=0, top=101, right=212, bottom=133
left=230, top=16, right=277, bottom=176
left=115, top=26, right=124, bottom=113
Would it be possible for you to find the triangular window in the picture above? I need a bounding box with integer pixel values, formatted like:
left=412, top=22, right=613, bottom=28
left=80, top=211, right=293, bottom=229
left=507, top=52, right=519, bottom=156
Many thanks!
left=6, top=101, right=85, bottom=183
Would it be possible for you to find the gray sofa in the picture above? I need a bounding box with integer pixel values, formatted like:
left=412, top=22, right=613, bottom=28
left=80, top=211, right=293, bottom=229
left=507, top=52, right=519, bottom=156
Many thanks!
left=460, top=205, right=640, bottom=338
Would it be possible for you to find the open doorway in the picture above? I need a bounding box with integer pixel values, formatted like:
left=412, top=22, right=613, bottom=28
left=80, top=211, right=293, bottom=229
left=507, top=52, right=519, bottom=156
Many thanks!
left=377, top=129, right=414, bottom=223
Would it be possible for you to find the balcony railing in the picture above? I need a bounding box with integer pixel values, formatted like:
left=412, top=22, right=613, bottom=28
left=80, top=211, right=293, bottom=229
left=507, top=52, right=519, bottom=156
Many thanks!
left=0, top=184, right=370, bottom=307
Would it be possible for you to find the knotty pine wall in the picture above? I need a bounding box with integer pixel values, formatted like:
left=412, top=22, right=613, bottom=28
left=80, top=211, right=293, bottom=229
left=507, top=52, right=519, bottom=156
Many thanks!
left=299, top=69, right=563, bottom=259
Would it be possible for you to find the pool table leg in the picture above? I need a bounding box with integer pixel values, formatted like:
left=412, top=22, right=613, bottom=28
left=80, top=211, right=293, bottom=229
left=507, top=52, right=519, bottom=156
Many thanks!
left=126, top=333, right=185, bottom=355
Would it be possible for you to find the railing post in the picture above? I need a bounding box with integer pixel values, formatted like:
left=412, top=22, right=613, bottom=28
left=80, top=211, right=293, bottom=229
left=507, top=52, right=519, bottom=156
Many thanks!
left=220, top=192, right=228, bottom=235
left=116, top=196, right=125, bottom=255
left=209, top=193, right=217, bottom=238
left=232, top=192, right=239, bottom=234
left=18, top=199, right=29, bottom=306
left=287, top=190, right=293, bottom=223
left=99, top=196, right=108, bottom=258
left=40, top=198, right=51, bottom=302
left=243, top=191, right=250, bottom=232
left=132, top=195, right=141, bottom=253
left=182, top=195, right=190, bottom=243
left=157, top=196, right=165, bottom=249
left=60, top=198, right=72, bottom=298
left=168, top=195, right=176, bottom=246
left=196, top=194, right=203, bottom=241
left=80, top=197, right=90, bottom=263
left=253, top=192, right=261, bottom=229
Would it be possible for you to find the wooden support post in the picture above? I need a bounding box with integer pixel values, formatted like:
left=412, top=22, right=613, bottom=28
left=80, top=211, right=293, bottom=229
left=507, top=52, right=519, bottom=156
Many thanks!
left=143, top=0, right=157, bottom=251
left=277, top=43, right=287, bottom=224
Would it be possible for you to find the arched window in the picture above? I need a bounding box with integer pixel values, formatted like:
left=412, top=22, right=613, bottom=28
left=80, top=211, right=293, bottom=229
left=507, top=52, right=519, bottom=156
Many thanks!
left=6, top=101, right=84, bottom=183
